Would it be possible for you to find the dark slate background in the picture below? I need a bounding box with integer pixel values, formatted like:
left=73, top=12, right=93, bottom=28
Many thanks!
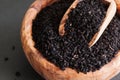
left=0, top=0, right=119, bottom=80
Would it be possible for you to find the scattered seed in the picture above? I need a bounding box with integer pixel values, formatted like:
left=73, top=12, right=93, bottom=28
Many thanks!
left=12, top=45, right=15, bottom=51
left=15, top=72, right=21, bottom=77
left=4, top=57, right=9, bottom=62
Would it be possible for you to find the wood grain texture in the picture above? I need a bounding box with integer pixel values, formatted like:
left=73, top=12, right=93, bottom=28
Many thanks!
left=115, top=0, right=120, bottom=14
left=21, top=0, right=120, bottom=80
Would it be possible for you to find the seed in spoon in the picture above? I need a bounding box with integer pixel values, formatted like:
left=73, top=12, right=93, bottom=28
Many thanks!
left=59, top=0, right=116, bottom=47
left=59, top=0, right=80, bottom=36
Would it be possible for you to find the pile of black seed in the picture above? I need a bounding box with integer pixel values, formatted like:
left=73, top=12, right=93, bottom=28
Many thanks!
left=32, top=0, right=120, bottom=73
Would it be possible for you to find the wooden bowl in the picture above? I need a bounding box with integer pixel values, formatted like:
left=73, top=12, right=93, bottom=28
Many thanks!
left=21, top=0, right=120, bottom=80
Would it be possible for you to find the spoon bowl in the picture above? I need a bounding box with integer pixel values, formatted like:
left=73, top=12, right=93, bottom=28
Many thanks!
left=59, top=0, right=116, bottom=47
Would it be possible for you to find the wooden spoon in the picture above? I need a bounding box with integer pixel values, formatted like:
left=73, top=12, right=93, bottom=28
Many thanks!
left=89, top=0, right=116, bottom=47
left=59, top=0, right=116, bottom=48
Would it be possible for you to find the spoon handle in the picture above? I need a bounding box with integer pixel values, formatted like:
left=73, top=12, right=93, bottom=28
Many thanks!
left=89, top=0, right=116, bottom=47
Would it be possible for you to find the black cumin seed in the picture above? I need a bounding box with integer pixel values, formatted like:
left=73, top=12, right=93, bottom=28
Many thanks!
left=4, top=57, right=9, bottom=62
left=32, top=0, right=120, bottom=73
left=15, top=72, right=21, bottom=77
left=12, top=45, right=15, bottom=51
